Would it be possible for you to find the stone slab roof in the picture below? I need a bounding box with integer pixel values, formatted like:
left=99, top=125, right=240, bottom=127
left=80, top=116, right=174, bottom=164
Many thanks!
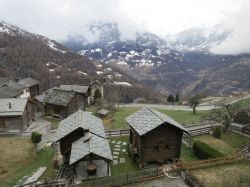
left=59, top=85, right=89, bottom=94
left=126, top=106, right=187, bottom=136
left=70, top=133, right=112, bottom=165
left=54, top=110, right=106, bottom=142
left=0, top=86, right=21, bottom=98
left=54, top=110, right=112, bottom=165
left=7, top=82, right=26, bottom=91
left=43, top=88, right=75, bottom=106
left=0, top=98, right=28, bottom=116
left=18, top=77, right=39, bottom=87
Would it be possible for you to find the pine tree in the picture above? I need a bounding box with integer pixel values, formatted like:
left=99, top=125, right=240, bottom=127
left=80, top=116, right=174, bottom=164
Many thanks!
left=175, top=93, right=179, bottom=102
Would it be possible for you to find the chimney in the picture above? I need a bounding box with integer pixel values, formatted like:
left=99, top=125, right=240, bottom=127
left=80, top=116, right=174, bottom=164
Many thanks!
left=9, top=102, right=12, bottom=109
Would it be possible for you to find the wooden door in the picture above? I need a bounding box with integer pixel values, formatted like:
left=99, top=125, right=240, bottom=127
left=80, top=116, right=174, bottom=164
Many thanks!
left=0, top=118, right=5, bottom=131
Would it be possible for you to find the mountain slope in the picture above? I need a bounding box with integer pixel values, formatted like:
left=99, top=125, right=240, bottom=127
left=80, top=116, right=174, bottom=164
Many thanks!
left=63, top=22, right=250, bottom=96
left=165, top=24, right=231, bottom=52
left=0, top=21, right=165, bottom=103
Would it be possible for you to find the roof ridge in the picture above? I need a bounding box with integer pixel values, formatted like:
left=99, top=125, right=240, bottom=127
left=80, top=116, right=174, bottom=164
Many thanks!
left=145, top=106, right=166, bottom=123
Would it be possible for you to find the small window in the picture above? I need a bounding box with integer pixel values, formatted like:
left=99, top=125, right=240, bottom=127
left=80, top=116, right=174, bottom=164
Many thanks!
left=165, top=145, right=170, bottom=149
left=154, top=145, right=159, bottom=152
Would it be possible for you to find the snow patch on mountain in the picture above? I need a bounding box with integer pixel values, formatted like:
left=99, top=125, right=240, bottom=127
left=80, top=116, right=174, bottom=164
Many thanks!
left=47, top=40, right=67, bottom=54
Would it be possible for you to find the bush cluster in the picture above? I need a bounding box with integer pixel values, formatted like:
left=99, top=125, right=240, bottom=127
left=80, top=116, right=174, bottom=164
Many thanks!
left=31, top=132, right=42, bottom=144
left=212, top=126, right=221, bottom=138
left=193, top=140, right=223, bottom=159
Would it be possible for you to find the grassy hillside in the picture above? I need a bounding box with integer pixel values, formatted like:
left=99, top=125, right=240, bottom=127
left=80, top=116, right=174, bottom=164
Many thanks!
left=0, top=137, right=55, bottom=187
left=98, top=106, right=210, bottom=129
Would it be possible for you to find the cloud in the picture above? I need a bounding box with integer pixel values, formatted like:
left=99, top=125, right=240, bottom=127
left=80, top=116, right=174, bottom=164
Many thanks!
left=0, top=0, right=142, bottom=41
left=0, top=0, right=250, bottom=54
left=210, top=1, right=250, bottom=55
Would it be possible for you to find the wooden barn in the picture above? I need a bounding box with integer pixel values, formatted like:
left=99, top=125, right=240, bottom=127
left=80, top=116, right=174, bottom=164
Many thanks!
left=54, top=110, right=112, bottom=179
left=0, top=98, right=34, bottom=132
left=18, top=77, right=40, bottom=98
left=39, top=85, right=89, bottom=118
left=58, top=84, right=90, bottom=109
left=126, top=107, right=187, bottom=168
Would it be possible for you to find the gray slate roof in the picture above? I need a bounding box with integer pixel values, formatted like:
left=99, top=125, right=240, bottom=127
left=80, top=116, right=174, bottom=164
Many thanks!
left=59, top=85, right=89, bottom=94
left=0, top=86, right=21, bottom=98
left=54, top=110, right=106, bottom=142
left=126, top=107, right=187, bottom=136
left=18, top=78, right=39, bottom=87
left=7, top=82, right=26, bottom=91
left=43, top=88, right=75, bottom=106
left=0, top=98, right=28, bottom=116
left=54, top=110, right=112, bottom=165
left=70, top=133, right=112, bottom=165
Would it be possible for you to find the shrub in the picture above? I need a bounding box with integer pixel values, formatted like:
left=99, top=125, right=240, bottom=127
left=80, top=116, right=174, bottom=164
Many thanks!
left=212, top=126, right=221, bottom=138
left=193, top=140, right=223, bottom=159
left=31, top=132, right=42, bottom=144
left=167, top=95, right=175, bottom=103
left=233, top=110, right=250, bottom=124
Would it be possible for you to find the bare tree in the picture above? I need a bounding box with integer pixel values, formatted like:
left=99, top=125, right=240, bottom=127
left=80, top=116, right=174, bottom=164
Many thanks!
left=188, top=95, right=200, bottom=114
left=209, top=104, right=240, bottom=132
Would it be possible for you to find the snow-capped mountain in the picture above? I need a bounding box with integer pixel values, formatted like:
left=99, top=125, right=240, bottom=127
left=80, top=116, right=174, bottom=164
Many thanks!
left=63, top=22, right=250, bottom=96
left=0, top=21, right=166, bottom=103
left=0, top=21, right=69, bottom=54
left=165, top=24, right=231, bottom=52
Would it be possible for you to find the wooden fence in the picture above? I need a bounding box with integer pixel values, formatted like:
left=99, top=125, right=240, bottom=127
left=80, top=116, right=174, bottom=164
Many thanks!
left=105, top=129, right=129, bottom=137
left=80, top=167, right=159, bottom=187
left=104, top=121, right=214, bottom=138
left=187, top=126, right=212, bottom=137
left=236, top=143, right=250, bottom=154
left=0, top=131, right=31, bottom=137
left=182, top=133, right=194, bottom=148
left=79, top=152, right=248, bottom=187
left=176, top=153, right=248, bottom=170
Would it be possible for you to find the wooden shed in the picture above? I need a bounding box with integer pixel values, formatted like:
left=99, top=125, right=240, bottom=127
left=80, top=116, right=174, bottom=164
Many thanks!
left=126, top=107, right=187, bottom=168
left=97, top=109, right=110, bottom=119
left=54, top=110, right=112, bottom=179
left=0, top=98, right=34, bottom=132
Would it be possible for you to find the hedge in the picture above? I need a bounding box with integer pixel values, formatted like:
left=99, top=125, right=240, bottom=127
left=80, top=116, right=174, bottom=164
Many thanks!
left=193, top=140, right=223, bottom=159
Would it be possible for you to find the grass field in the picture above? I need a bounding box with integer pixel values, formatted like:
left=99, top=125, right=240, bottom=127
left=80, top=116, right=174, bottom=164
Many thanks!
left=156, top=109, right=209, bottom=125
left=194, top=131, right=249, bottom=155
left=104, top=107, right=140, bottom=129
left=108, top=136, right=137, bottom=176
left=100, top=107, right=210, bottom=130
left=180, top=145, right=199, bottom=161
left=0, top=137, right=55, bottom=187
left=191, top=160, right=250, bottom=187
left=238, top=97, right=250, bottom=108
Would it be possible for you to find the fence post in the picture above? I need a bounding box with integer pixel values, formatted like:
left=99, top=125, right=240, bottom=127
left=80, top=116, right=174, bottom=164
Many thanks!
left=126, top=172, right=129, bottom=184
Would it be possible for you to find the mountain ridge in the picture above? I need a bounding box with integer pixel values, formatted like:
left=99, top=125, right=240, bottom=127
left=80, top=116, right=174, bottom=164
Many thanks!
left=63, top=22, right=250, bottom=96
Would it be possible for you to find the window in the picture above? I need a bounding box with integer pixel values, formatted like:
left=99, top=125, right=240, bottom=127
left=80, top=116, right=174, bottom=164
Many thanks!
left=154, top=145, right=159, bottom=152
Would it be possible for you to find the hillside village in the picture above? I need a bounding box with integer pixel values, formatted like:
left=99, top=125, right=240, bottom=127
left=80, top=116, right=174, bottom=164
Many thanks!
left=0, top=2, right=250, bottom=186
left=0, top=76, right=249, bottom=187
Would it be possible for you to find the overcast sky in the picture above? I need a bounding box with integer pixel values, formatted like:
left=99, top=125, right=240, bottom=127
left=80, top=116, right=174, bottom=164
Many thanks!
left=0, top=0, right=250, bottom=54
